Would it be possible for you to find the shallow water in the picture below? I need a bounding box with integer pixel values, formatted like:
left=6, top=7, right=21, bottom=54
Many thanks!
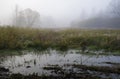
left=0, top=49, right=120, bottom=78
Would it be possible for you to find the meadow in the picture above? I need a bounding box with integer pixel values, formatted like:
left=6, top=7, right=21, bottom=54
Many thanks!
left=0, top=26, right=120, bottom=52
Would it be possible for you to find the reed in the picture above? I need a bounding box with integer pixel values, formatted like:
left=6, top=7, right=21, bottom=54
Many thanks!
left=0, top=26, right=119, bottom=52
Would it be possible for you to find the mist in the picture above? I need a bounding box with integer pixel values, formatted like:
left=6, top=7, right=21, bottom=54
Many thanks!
left=0, top=1, right=120, bottom=78
left=0, top=0, right=120, bottom=28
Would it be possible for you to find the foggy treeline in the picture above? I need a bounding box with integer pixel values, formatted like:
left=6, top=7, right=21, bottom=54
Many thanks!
left=0, top=0, right=120, bottom=29
left=72, top=0, right=120, bottom=29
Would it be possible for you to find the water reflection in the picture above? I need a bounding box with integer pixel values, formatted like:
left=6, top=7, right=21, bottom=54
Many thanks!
left=0, top=49, right=120, bottom=75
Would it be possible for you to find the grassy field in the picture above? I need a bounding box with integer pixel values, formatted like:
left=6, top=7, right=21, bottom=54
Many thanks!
left=0, top=26, right=120, bottom=52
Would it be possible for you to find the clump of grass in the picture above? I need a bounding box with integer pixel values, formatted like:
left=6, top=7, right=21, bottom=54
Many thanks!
left=43, top=66, right=62, bottom=70
left=71, top=64, right=120, bottom=74
left=0, top=26, right=120, bottom=52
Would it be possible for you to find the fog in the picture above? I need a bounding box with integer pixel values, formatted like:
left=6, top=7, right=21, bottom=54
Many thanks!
left=1, top=0, right=120, bottom=28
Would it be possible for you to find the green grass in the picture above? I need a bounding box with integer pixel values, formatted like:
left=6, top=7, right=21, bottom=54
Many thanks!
left=0, top=26, right=120, bottom=52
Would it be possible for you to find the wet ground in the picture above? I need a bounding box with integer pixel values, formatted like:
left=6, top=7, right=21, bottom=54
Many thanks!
left=0, top=49, right=120, bottom=79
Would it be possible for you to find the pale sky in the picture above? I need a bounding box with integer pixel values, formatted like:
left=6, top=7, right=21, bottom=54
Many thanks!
left=0, top=0, right=111, bottom=27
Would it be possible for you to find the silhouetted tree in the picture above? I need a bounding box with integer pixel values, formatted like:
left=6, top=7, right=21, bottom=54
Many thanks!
left=109, top=0, right=120, bottom=17
left=13, top=8, right=40, bottom=27
left=12, top=5, right=19, bottom=26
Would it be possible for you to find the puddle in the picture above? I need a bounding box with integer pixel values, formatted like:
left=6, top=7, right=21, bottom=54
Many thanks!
left=0, top=49, right=120, bottom=79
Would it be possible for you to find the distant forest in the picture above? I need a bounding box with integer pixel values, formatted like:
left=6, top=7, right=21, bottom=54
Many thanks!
left=72, top=0, right=120, bottom=29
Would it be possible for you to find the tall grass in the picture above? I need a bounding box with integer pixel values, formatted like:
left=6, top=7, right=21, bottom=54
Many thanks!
left=0, top=26, right=120, bottom=52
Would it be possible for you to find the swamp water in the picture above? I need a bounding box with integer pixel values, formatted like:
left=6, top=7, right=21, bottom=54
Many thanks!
left=0, top=49, right=120, bottom=79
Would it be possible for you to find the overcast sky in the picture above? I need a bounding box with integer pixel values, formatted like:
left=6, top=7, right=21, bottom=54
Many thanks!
left=0, top=0, right=111, bottom=27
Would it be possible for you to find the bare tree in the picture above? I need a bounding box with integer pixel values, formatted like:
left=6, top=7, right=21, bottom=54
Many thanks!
left=12, top=5, right=19, bottom=26
left=13, top=8, right=40, bottom=27
left=109, top=0, right=120, bottom=17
